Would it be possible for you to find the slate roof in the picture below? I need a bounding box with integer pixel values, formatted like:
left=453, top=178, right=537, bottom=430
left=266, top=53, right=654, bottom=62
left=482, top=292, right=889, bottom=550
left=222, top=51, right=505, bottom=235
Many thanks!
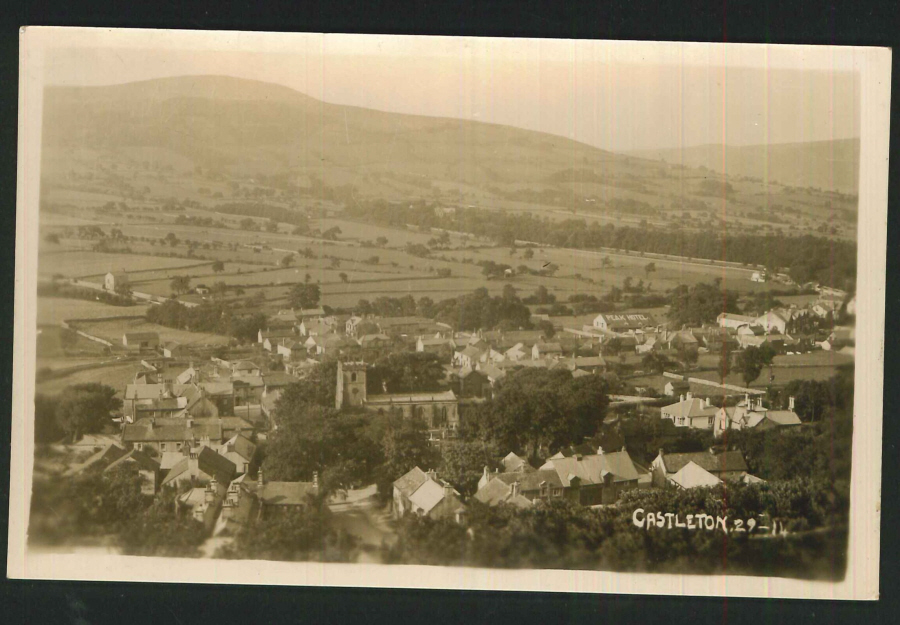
left=494, top=469, right=563, bottom=491
left=501, top=452, right=533, bottom=473
left=658, top=450, right=749, bottom=474
left=161, top=447, right=236, bottom=486
left=122, top=417, right=222, bottom=443
left=669, top=461, right=722, bottom=489
left=540, top=451, right=640, bottom=486
left=256, top=481, right=317, bottom=505
left=66, top=443, right=127, bottom=475
left=393, top=466, right=429, bottom=498
left=104, top=449, right=160, bottom=473
left=661, top=397, right=718, bottom=419
left=473, top=478, right=534, bottom=508
left=220, top=434, right=257, bottom=462
left=761, top=410, right=802, bottom=426
left=367, top=390, right=457, bottom=404
left=408, top=478, right=461, bottom=515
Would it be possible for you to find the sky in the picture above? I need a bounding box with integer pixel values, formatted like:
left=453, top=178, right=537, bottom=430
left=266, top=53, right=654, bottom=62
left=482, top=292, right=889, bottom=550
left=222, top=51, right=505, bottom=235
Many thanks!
left=34, top=30, right=861, bottom=153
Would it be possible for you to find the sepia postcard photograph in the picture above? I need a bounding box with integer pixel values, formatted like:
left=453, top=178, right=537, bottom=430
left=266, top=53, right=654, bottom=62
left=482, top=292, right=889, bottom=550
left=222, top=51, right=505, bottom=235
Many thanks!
left=7, top=28, right=890, bottom=600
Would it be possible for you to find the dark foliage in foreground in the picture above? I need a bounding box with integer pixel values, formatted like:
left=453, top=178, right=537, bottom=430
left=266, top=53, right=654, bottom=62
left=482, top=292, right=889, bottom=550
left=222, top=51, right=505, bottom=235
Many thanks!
left=384, top=480, right=848, bottom=579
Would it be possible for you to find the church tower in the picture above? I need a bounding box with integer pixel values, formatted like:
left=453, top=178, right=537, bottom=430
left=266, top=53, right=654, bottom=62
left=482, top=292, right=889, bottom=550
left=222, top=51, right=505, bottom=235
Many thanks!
left=336, top=361, right=368, bottom=410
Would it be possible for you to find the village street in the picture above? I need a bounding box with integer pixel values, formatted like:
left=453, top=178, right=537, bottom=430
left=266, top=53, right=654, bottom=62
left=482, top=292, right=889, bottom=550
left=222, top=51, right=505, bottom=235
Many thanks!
left=328, top=485, right=397, bottom=564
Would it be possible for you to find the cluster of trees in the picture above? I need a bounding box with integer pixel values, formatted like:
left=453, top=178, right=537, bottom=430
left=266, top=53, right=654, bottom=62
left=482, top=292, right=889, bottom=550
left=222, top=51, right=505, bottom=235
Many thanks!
left=384, top=479, right=846, bottom=578
left=263, top=362, right=439, bottom=500
left=287, top=282, right=322, bottom=309
left=34, top=383, right=121, bottom=443
left=354, top=287, right=533, bottom=332
left=429, top=287, right=532, bottom=332
left=383, top=369, right=854, bottom=577
left=465, top=368, right=612, bottom=460
left=668, top=281, right=742, bottom=326
left=366, top=352, right=445, bottom=395
left=29, top=467, right=206, bottom=556
left=732, top=344, right=777, bottom=385
left=217, top=504, right=358, bottom=562
left=145, top=299, right=265, bottom=343
left=343, top=200, right=856, bottom=289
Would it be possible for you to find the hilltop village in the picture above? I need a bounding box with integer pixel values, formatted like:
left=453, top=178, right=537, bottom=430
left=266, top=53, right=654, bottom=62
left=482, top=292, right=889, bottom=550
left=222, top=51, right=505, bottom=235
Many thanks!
left=32, top=270, right=855, bottom=571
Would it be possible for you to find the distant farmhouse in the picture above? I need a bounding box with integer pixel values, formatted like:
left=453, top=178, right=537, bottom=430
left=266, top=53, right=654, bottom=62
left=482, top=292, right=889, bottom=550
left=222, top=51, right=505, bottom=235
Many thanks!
left=105, top=271, right=130, bottom=292
left=592, top=313, right=656, bottom=334
left=123, top=331, right=160, bottom=351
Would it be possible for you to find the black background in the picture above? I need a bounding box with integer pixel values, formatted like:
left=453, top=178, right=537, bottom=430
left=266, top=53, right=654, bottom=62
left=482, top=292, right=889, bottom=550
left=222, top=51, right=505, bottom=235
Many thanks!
left=0, top=1, right=897, bottom=623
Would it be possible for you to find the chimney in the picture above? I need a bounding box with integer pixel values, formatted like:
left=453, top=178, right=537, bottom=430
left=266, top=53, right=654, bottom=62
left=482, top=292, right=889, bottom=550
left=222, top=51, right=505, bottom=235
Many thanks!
left=596, top=446, right=604, bottom=455
left=744, top=393, right=750, bottom=406
left=709, top=447, right=716, bottom=455
left=148, top=418, right=155, bottom=430
left=444, top=483, right=454, bottom=499
left=621, top=445, right=627, bottom=452
left=686, top=392, right=693, bottom=401
left=658, top=448, right=664, bottom=458
left=483, top=465, right=490, bottom=482
left=205, top=479, right=217, bottom=503
left=789, top=396, right=795, bottom=411
left=186, top=418, right=193, bottom=429
left=680, top=394, right=685, bottom=402
left=426, top=469, right=437, bottom=481
left=511, top=481, right=520, bottom=498
left=312, top=471, right=319, bottom=491
left=257, top=469, right=265, bottom=488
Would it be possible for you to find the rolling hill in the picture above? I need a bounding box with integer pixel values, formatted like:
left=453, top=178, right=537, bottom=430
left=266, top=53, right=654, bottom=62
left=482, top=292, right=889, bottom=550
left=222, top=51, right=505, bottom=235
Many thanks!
left=39, top=75, right=858, bottom=237
left=627, top=139, right=860, bottom=195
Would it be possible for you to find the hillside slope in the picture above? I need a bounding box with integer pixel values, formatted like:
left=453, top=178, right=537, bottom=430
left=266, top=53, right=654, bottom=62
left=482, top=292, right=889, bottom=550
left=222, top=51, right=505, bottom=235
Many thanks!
left=627, top=139, right=859, bottom=195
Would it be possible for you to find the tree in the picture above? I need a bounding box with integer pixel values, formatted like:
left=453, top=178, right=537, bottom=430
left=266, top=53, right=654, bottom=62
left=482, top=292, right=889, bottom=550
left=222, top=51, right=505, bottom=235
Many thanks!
left=164, top=232, right=178, bottom=247
left=280, top=254, right=295, bottom=268
left=537, top=319, right=556, bottom=339
left=54, top=383, right=122, bottom=441
left=644, top=262, right=656, bottom=277
left=367, top=352, right=445, bottom=394
left=34, top=393, right=64, bottom=443
left=678, top=347, right=699, bottom=372
left=523, top=248, right=534, bottom=260
left=376, top=416, right=439, bottom=500
left=322, top=226, right=342, bottom=241
left=288, top=283, right=321, bottom=309
left=339, top=272, right=349, bottom=283
left=44, top=233, right=61, bottom=245
left=170, top=275, right=191, bottom=295
left=118, top=486, right=206, bottom=557
left=480, top=368, right=609, bottom=459
left=733, top=345, right=776, bottom=386
left=217, top=504, right=357, bottom=562
left=376, top=236, right=389, bottom=247
left=668, top=282, right=742, bottom=326
left=275, top=361, right=339, bottom=414
left=641, top=351, right=671, bottom=375
left=439, top=441, right=501, bottom=496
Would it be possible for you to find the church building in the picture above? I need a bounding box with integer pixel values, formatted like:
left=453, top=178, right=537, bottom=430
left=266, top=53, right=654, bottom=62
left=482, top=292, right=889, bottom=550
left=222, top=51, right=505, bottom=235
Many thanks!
left=336, top=361, right=459, bottom=439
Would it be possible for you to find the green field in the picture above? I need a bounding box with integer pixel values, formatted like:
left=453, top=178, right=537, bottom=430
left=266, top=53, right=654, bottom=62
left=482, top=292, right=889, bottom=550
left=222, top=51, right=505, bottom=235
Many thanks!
left=38, top=248, right=212, bottom=279
left=75, top=318, right=230, bottom=348
left=35, top=361, right=143, bottom=399
left=37, top=297, right=148, bottom=326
